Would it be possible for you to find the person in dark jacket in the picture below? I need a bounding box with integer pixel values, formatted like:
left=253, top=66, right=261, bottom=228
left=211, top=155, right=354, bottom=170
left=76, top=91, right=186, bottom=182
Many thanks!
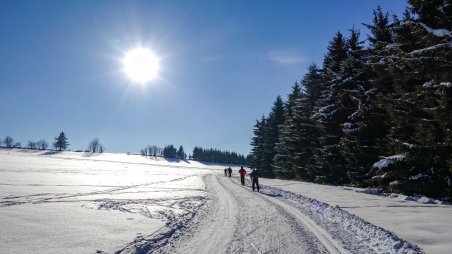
left=249, top=169, right=260, bottom=192
left=238, top=166, right=246, bottom=185
left=224, top=168, right=227, bottom=176
left=227, top=167, right=232, bottom=177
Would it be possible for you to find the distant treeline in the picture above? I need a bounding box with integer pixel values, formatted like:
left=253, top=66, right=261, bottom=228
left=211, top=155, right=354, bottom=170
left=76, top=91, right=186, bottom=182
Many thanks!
left=140, top=144, right=247, bottom=165
left=141, top=144, right=186, bottom=159
left=1, top=132, right=104, bottom=153
left=192, top=146, right=247, bottom=165
left=249, top=2, right=451, bottom=199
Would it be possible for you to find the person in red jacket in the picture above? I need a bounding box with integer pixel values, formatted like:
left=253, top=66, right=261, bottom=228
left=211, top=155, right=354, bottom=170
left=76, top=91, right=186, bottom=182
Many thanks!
left=239, top=166, right=246, bottom=185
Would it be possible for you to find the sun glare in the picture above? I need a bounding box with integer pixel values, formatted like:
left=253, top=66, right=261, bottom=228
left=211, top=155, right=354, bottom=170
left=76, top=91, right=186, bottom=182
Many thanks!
left=123, top=48, right=159, bottom=83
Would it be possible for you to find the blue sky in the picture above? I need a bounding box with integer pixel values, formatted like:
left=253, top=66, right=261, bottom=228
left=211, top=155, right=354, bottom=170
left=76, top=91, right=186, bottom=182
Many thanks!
left=0, top=0, right=407, bottom=155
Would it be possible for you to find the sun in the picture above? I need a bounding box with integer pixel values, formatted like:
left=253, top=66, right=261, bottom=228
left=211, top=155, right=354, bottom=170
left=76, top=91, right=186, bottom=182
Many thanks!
left=123, top=48, right=160, bottom=83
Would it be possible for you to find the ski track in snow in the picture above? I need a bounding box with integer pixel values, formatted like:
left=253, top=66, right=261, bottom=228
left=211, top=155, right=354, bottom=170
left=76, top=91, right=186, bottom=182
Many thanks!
left=0, top=149, right=423, bottom=254
left=116, top=174, right=422, bottom=254
left=136, top=174, right=328, bottom=254
left=0, top=175, right=198, bottom=207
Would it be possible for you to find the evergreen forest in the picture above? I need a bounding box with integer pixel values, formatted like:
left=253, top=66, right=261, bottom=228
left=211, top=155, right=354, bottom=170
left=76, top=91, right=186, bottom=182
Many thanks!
left=249, top=1, right=451, bottom=199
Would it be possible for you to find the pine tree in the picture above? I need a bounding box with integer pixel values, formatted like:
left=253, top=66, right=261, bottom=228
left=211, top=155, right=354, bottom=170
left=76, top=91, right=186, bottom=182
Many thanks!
left=249, top=116, right=266, bottom=171
left=177, top=146, right=186, bottom=160
left=285, top=82, right=303, bottom=118
left=368, top=1, right=452, bottom=198
left=313, top=32, right=349, bottom=184
left=408, top=0, right=452, bottom=30
left=363, top=6, right=395, bottom=92
left=338, top=27, right=387, bottom=185
left=273, top=83, right=303, bottom=178
left=274, top=65, right=324, bottom=180
left=262, top=96, right=285, bottom=177
left=322, top=32, right=348, bottom=84
left=294, top=64, right=324, bottom=180
left=53, top=132, right=69, bottom=151
left=363, top=6, right=393, bottom=50
left=163, top=145, right=177, bottom=158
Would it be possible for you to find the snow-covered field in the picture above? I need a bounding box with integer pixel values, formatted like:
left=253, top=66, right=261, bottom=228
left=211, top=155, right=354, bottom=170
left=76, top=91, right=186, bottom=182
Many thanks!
left=1, top=149, right=450, bottom=253
left=0, top=149, right=218, bottom=253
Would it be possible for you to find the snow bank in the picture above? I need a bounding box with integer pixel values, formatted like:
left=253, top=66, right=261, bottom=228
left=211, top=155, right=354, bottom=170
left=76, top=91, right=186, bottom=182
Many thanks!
left=257, top=183, right=421, bottom=253
left=260, top=178, right=452, bottom=254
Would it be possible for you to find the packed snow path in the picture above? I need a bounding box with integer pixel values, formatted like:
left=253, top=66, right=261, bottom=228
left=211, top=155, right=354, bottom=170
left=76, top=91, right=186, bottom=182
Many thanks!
left=153, top=175, right=348, bottom=254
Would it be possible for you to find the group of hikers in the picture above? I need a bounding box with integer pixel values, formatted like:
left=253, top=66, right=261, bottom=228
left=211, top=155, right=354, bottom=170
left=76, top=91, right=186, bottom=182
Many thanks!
left=224, top=166, right=260, bottom=192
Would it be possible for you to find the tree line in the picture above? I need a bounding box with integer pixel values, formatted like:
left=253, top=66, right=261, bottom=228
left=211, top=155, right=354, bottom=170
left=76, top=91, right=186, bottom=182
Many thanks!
left=140, top=144, right=247, bottom=165
left=140, top=144, right=186, bottom=159
left=1, top=132, right=105, bottom=153
left=192, top=146, right=247, bottom=165
left=249, top=1, right=451, bottom=199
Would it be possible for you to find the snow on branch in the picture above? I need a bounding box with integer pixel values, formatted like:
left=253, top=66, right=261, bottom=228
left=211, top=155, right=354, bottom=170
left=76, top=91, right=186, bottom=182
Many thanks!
left=409, top=42, right=452, bottom=55
left=372, top=153, right=407, bottom=169
left=420, top=22, right=450, bottom=37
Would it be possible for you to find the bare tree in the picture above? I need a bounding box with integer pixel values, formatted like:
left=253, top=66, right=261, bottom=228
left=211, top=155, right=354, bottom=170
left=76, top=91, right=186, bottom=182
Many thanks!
left=150, top=145, right=161, bottom=157
left=28, top=141, right=37, bottom=149
left=4, top=136, right=14, bottom=148
left=140, top=145, right=163, bottom=157
left=87, top=138, right=104, bottom=153
left=36, top=140, right=48, bottom=150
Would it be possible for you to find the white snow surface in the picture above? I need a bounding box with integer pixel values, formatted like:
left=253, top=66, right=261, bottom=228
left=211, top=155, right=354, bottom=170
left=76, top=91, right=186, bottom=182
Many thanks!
left=1, top=149, right=448, bottom=253
left=0, top=149, right=218, bottom=254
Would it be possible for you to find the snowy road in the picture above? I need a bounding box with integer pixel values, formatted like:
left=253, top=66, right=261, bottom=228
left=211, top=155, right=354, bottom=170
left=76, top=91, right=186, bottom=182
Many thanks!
left=153, top=175, right=349, bottom=254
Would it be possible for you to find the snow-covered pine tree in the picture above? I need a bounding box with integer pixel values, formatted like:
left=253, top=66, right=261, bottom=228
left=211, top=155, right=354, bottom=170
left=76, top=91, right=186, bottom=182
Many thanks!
left=361, top=6, right=397, bottom=190
left=363, top=6, right=395, bottom=92
left=312, top=32, right=349, bottom=184
left=290, top=64, right=324, bottom=181
left=338, top=27, right=387, bottom=185
left=262, top=96, right=285, bottom=178
left=249, top=116, right=266, bottom=171
left=369, top=1, right=452, bottom=198
left=273, top=83, right=302, bottom=178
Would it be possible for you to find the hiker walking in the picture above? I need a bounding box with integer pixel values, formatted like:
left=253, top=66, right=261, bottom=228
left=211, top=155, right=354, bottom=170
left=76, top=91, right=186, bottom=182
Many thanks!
left=227, top=167, right=232, bottom=177
left=238, top=166, right=246, bottom=185
left=249, top=169, right=260, bottom=192
left=224, top=168, right=227, bottom=176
